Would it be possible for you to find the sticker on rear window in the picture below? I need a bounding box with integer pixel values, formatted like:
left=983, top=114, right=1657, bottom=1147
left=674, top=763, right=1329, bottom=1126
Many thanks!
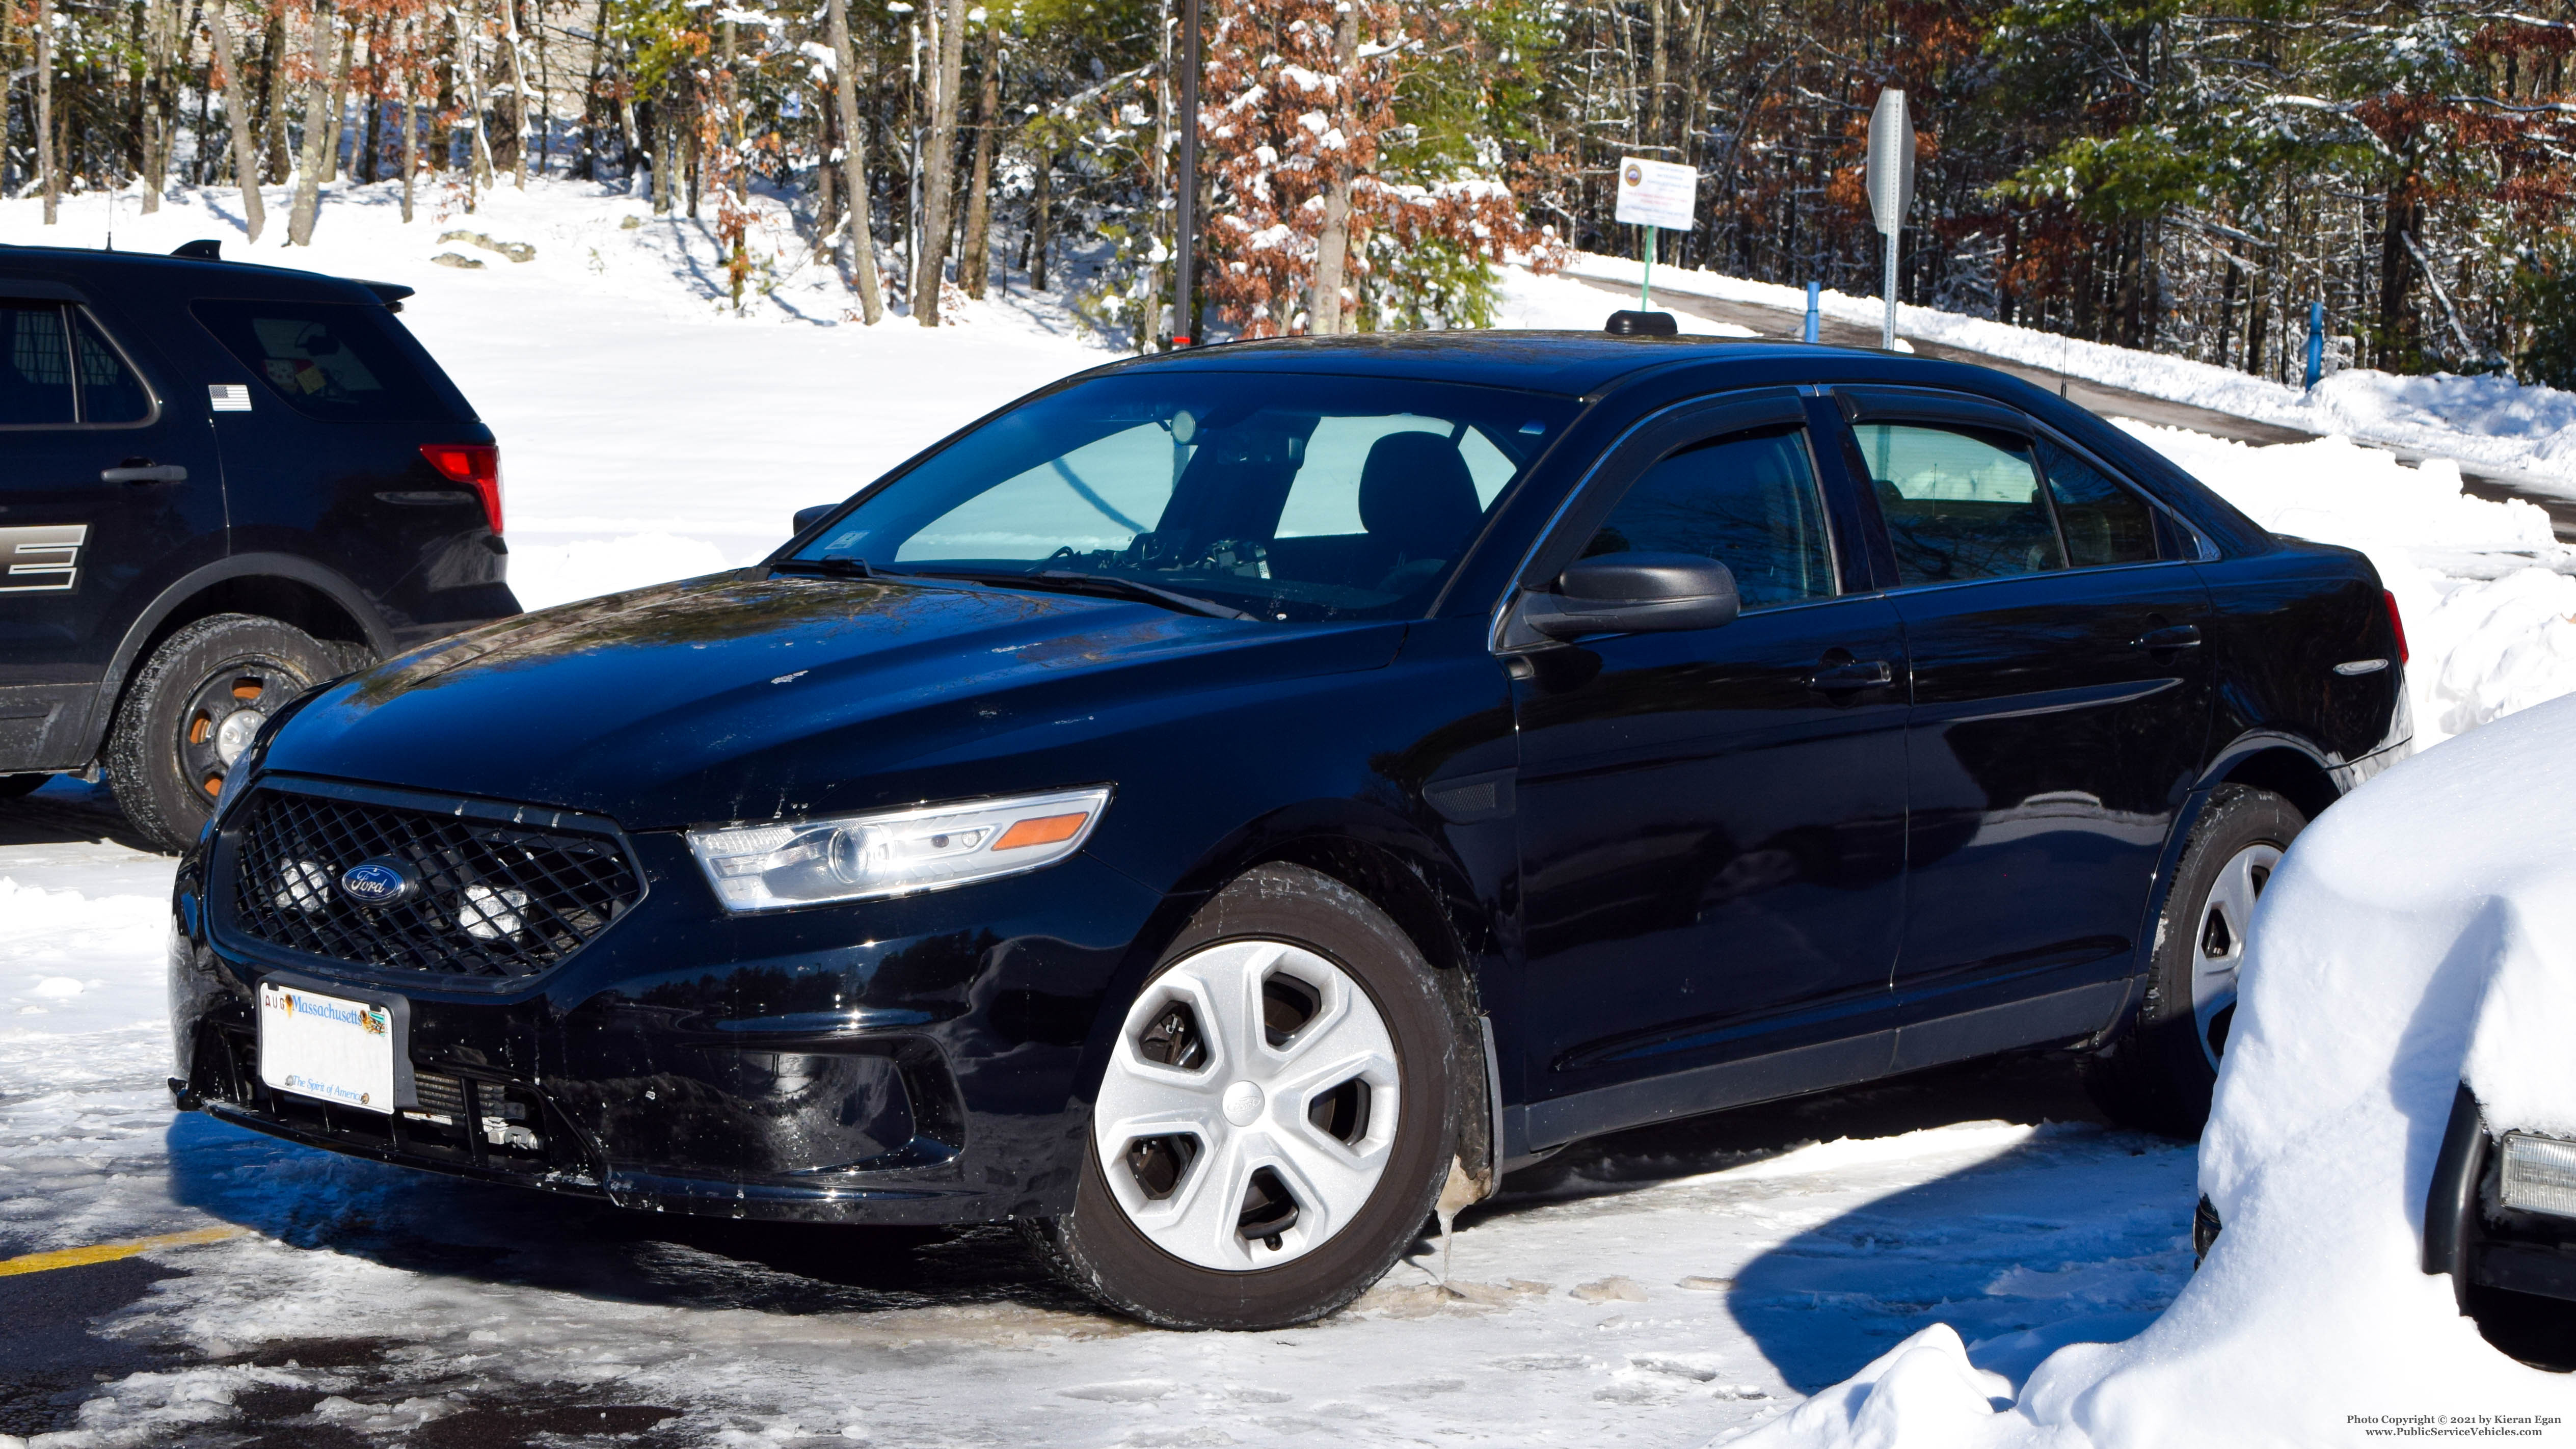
left=209, top=383, right=252, bottom=412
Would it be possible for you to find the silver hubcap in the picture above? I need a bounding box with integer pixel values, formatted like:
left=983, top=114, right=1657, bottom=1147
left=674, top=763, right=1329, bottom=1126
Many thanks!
left=2191, top=842, right=2281, bottom=1071
left=1092, top=938, right=1400, bottom=1271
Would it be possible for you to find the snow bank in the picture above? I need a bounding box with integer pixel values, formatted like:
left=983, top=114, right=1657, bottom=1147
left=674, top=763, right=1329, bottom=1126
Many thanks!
left=1732, top=697, right=2576, bottom=1449
left=2122, top=424, right=2576, bottom=747
left=1563, top=253, right=2576, bottom=490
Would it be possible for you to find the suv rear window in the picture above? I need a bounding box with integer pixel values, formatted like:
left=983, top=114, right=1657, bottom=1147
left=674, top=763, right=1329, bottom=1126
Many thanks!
left=191, top=300, right=460, bottom=422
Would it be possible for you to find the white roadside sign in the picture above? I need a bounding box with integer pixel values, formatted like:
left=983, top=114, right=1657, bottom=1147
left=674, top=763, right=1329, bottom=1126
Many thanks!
left=1614, top=157, right=1698, bottom=232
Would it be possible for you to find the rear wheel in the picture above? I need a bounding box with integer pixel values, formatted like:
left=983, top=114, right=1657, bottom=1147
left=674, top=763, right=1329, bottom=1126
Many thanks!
left=1024, top=864, right=1466, bottom=1329
left=2086, top=785, right=2304, bottom=1137
left=106, top=614, right=364, bottom=852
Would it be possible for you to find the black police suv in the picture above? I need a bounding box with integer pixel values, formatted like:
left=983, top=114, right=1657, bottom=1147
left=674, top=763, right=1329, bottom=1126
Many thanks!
left=0, top=242, right=515, bottom=850
left=168, top=331, right=2410, bottom=1330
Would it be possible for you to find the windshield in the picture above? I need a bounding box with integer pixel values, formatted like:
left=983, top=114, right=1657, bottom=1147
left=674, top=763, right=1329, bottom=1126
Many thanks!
left=794, top=371, right=1579, bottom=622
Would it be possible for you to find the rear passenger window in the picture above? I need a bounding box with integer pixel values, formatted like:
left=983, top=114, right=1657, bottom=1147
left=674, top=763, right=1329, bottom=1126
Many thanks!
left=1855, top=424, right=2064, bottom=585
left=71, top=312, right=152, bottom=424
left=2038, top=439, right=2158, bottom=567
left=1582, top=427, right=1836, bottom=612
left=191, top=300, right=459, bottom=422
left=0, top=305, right=75, bottom=426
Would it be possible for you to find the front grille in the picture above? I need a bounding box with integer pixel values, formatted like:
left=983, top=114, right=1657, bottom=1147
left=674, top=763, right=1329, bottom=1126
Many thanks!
left=226, top=784, right=642, bottom=979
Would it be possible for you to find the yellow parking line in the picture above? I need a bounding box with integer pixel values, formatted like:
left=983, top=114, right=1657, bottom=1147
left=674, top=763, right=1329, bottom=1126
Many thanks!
left=0, top=1225, right=247, bottom=1277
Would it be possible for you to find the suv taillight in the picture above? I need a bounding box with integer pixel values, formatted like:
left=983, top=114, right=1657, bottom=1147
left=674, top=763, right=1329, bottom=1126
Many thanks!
left=2383, top=589, right=2409, bottom=666
left=420, top=444, right=502, bottom=535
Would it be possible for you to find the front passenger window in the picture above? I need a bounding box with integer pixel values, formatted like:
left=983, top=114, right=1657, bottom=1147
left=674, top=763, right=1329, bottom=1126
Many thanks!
left=1581, top=426, right=1836, bottom=612
left=1855, top=424, right=2063, bottom=586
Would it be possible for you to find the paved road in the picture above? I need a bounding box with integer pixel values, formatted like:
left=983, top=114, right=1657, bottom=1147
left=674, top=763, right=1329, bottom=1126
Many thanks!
left=1576, top=275, right=2576, bottom=541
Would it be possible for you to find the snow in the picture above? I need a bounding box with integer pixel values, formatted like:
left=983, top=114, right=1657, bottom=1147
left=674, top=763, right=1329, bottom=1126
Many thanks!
left=1740, top=696, right=2576, bottom=1449
left=2, top=179, right=2574, bottom=1443
left=1561, top=252, right=2576, bottom=490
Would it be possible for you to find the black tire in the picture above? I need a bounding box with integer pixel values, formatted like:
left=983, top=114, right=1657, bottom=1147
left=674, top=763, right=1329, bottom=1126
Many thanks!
left=1024, top=863, right=1471, bottom=1330
left=105, top=614, right=364, bottom=853
left=0, top=773, right=49, bottom=799
left=2086, top=785, right=2305, bottom=1137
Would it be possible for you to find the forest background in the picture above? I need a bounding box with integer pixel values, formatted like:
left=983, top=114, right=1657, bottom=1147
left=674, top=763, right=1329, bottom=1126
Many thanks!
left=2, top=0, right=2571, bottom=386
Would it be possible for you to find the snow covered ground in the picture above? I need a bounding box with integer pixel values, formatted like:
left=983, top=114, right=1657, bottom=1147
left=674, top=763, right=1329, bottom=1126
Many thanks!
left=3, top=178, right=2573, bottom=1444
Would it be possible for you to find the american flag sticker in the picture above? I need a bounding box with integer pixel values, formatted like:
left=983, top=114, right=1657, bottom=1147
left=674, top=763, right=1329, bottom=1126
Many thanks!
left=209, top=384, right=252, bottom=412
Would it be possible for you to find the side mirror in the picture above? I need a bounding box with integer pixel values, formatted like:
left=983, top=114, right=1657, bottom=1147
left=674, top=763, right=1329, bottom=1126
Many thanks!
left=1520, top=552, right=1739, bottom=640
left=792, top=504, right=838, bottom=537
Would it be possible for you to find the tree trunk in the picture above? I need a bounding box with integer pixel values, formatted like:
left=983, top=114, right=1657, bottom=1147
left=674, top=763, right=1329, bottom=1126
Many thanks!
left=287, top=0, right=335, bottom=243
left=206, top=2, right=265, bottom=240
left=257, top=6, right=289, bottom=182
left=1031, top=146, right=1050, bottom=291
left=399, top=56, right=418, bottom=222
left=1307, top=1, right=1362, bottom=335
left=911, top=0, right=968, bottom=325
left=360, top=17, right=385, bottom=184
left=500, top=0, right=530, bottom=187
left=36, top=0, right=56, bottom=224
left=141, top=0, right=172, bottom=211
left=320, top=20, right=355, bottom=183
left=959, top=21, right=1001, bottom=299
left=824, top=0, right=885, bottom=321
left=454, top=2, right=496, bottom=191
left=1647, top=0, right=1668, bottom=150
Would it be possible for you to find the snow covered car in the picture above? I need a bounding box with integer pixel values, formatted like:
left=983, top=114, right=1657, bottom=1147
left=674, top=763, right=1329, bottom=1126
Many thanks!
left=166, top=331, right=2409, bottom=1330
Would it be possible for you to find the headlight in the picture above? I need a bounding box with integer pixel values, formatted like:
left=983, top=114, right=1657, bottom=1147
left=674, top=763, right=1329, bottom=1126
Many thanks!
left=2499, top=1132, right=2576, bottom=1219
left=685, top=787, right=1111, bottom=913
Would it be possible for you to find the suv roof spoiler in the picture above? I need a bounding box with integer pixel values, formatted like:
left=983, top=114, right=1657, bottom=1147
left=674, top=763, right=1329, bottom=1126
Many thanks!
left=353, top=278, right=416, bottom=308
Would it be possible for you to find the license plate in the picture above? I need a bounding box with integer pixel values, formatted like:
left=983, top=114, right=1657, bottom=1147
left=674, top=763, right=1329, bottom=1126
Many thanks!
left=258, top=981, right=398, bottom=1113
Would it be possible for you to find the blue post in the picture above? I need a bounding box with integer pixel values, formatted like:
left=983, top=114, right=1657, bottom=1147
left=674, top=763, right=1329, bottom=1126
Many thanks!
left=1804, top=282, right=1821, bottom=344
left=2303, top=300, right=2326, bottom=390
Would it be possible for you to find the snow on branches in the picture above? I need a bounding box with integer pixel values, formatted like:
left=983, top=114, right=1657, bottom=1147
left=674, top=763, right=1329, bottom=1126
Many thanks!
left=1199, top=0, right=1558, bottom=337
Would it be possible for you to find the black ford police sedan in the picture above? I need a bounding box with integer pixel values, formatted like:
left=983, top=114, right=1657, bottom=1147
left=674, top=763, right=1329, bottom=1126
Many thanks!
left=169, top=332, right=2410, bottom=1329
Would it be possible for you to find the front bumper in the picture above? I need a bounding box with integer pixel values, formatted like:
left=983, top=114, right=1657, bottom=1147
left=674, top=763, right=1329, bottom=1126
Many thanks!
left=170, top=799, right=1172, bottom=1225
left=2424, top=1085, right=2576, bottom=1309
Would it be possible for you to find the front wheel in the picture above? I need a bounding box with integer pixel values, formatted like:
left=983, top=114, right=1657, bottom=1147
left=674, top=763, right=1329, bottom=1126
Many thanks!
left=1024, top=864, right=1467, bottom=1329
left=2086, top=785, right=2304, bottom=1137
left=105, top=614, right=364, bottom=853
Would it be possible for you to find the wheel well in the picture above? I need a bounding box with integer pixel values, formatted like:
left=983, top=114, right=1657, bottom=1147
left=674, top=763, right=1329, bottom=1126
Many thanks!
left=1255, top=838, right=1476, bottom=978
left=2219, top=746, right=2338, bottom=823
left=150, top=575, right=373, bottom=652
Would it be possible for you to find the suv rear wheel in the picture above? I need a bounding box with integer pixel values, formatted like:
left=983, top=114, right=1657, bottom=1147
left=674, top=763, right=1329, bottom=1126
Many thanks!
left=1023, top=864, right=1467, bottom=1329
left=106, top=613, right=364, bottom=852
left=2086, top=784, right=2305, bottom=1137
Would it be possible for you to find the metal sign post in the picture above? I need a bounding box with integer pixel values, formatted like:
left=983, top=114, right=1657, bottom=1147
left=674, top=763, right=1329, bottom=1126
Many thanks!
left=1864, top=89, right=1915, bottom=352
left=1614, top=157, right=1698, bottom=312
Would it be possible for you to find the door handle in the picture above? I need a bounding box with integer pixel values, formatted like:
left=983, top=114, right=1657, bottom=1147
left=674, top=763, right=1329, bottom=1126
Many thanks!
left=1807, top=659, right=1895, bottom=692
left=102, top=463, right=187, bottom=485
left=2132, top=624, right=2203, bottom=651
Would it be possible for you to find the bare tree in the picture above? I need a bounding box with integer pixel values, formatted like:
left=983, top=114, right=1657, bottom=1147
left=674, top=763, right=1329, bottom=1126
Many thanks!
left=911, top=0, right=969, bottom=325
left=1306, top=1, right=1361, bottom=334
left=824, top=0, right=886, bottom=321
left=205, top=2, right=266, bottom=241
left=499, top=0, right=531, bottom=187
left=959, top=19, right=1002, bottom=298
left=36, top=0, right=56, bottom=225
left=288, top=0, right=337, bottom=243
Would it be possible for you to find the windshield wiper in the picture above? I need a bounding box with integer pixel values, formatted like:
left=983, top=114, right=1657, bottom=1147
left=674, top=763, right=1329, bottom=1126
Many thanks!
left=771, top=556, right=875, bottom=579
left=906, top=567, right=1253, bottom=621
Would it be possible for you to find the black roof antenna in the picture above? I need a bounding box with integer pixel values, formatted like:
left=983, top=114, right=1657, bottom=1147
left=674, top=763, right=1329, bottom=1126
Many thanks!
left=171, top=239, right=222, bottom=261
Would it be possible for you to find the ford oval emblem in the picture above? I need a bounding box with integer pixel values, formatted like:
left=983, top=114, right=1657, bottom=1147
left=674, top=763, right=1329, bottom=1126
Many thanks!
left=337, top=858, right=416, bottom=907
